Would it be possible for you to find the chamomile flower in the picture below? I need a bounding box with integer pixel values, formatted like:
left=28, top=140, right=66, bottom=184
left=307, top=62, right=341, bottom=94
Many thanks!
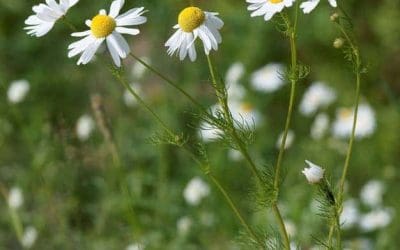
left=76, top=114, right=94, bottom=141
left=340, top=199, right=360, bottom=229
left=250, top=63, right=285, bottom=93
left=165, top=7, right=224, bottom=61
left=183, top=177, right=210, bottom=206
left=300, top=0, right=337, bottom=14
left=302, top=160, right=324, bottom=184
left=299, top=82, right=336, bottom=116
left=24, top=0, right=79, bottom=37
left=68, top=0, right=147, bottom=66
left=246, top=0, right=295, bottom=21
left=7, top=80, right=30, bottom=104
left=310, top=113, right=329, bottom=140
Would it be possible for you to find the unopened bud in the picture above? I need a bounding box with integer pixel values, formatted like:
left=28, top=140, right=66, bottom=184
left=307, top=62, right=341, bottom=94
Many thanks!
left=330, top=12, right=339, bottom=22
left=333, top=38, right=344, bottom=49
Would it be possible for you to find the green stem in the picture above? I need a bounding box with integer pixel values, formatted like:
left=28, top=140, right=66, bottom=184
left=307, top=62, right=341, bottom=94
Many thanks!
left=9, top=208, right=24, bottom=244
left=272, top=204, right=290, bottom=249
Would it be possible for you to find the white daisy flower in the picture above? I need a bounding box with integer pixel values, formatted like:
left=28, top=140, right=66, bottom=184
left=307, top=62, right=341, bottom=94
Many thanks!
left=276, top=130, right=295, bottom=150
left=310, top=113, right=329, bottom=140
left=68, top=0, right=147, bottom=66
left=183, top=177, right=210, bottom=206
left=24, top=0, right=79, bottom=37
left=360, top=180, right=385, bottom=208
left=21, top=226, right=38, bottom=249
left=76, top=114, right=95, bottom=141
left=300, top=0, right=337, bottom=14
left=302, top=160, right=324, bottom=184
left=332, top=103, right=376, bottom=139
left=250, top=63, right=285, bottom=93
left=198, top=121, right=223, bottom=142
left=340, top=199, right=360, bottom=229
left=246, top=0, right=295, bottom=21
left=299, top=82, right=336, bottom=116
left=165, top=7, right=224, bottom=61
left=359, top=208, right=393, bottom=232
left=8, top=187, right=24, bottom=209
left=229, top=101, right=261, bottom=127
left=7, top=80, right=30, bottom=104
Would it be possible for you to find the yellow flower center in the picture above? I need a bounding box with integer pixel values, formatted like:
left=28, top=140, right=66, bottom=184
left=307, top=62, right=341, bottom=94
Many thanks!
left=91, top=15, right=116, bottom=38
left=178, top=7, right=205, bottom=32
left=339, top=108, right=352, bottom=119
left=241, top=103, right=254, bottom=113
left=269, top=0, right=284, bottom=3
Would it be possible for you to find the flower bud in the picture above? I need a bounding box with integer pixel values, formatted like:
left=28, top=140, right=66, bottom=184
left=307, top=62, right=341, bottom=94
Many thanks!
left=330, top=12, right=339, bottom=22
left=333, top=38, right=344, bottom=49
left=302, top=160, right=324, bottom=184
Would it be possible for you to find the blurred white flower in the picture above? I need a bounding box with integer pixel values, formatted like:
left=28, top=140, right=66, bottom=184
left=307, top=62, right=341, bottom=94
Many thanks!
left=276, top=130, right=295, bottom=150
left=183, top=177, right=210, bottom=206
left=177, top=216, right=192, bottom=235
left=300, top=0, right=337, bottom=14
left=7, top=80, right=30, bottom=104
left=165, top=7, right=223, bottom=61
left=344, top=238, right=373, bottom=250
left=226, top=62, right=245, bottom=86
left=246, top=0, right=295, bottom=21
left=302, top=160, right=324, bottom=184
left=310, top=113, right=329, bottom=140
left=359, top=208, right=393, bottom=232
left=131, top=57, right=150, bottom=79
left=229, top=101, right=261, bottom=127
left=340, top=199, right=360, bottom=229
left=332, top=103, right=376, bottom=139
left=24, top=0, right=79, bottom=37
left=123, top=83, right=142, bottom=107
left=228, top=149, right=243, bottom=162
left=299, top=82, right=336, bottom=116
left=360, top=180, right=385, bottom=208
left=21, top=226, right=38, bottom=249
left=250, top=63, right=285, bottom=93
left=198, top=121, right=222, bottom=142
left=76, top=114, right=95, bottom=141
left=126, top=243, right=144, bottom=250
left=8, top=187, right=23, bottom=209
left=284, top=220, right=297, bottom=237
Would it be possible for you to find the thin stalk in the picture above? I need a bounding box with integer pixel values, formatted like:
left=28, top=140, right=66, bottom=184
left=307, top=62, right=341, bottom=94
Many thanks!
left=272, top=204, right=290, bottom=249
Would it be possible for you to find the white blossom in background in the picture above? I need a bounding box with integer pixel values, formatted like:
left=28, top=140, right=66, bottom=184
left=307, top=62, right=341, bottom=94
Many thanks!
left=340, top=199, right=360, bottom=229
left=183, top=177, right=210, bottom=206
left=8, top=187, right=24, bottom=209
left=177, top=216, right=192, bottom=235
left=123, top=83, right=142, bottom=107
left=300, top=0, right=337, bottom=14
left=126, top=243, right=144, bottom=250
left=276, top=130, right=295, bottom=150
left=228, top=149, right=243, bottom=161
left=198, top=121, right=223, bottom=142
left=310, top=113, right=329, bottom=140
left=7, top=80, right=30, bottom=104
left=131, top=57, right=150, bottom=79
left=229, top=101, right=261, bottom=127
left=302, top=160, right=324, bottom=184
left=299, top=82, right=336, bottom=116
left=226, top=62, right=245, bottom=85
left=226, top=62, right=246, bottom=102
left=21, top=226, right=38, bottom=249
left=359, top=208, right=393, bottom=232
left=332, top=103, right=376, bottom=139
left=344, top=238, right=374, bottom=250
left=76, top=114, right=95, bottom=141
left=24, top=0, right=80, bottom=37
left=250, top=63, right=285, bottom=93
left=284, top=220, right=297, bottom=237
left=246, top=0, right=295, bottom=21
left=360, top=180, right=385, bottom=208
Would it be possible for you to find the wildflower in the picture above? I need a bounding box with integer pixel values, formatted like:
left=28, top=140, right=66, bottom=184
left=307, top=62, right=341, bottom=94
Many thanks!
left=126, top=243, right=144, bottom=250
left=123, top=83, right=142, bottom=107
left=360, top=180, right=385, bottom=208
left=68, top=0, right=147, bottom=66
left=333, top=38, right=344, bottom=49
left=226, top=62, right=246, bottom=102
left=250, top=63, right=285, bottom=93
left=8, top=187, right=23, bottom=209
left=246, top=0, right=295, bottom=21
left=183, top=177, right=210, bottom=206
left=310, top=113, right=329, bottom=140
left=177, top=216, right=193, bottom=235
left=24, top=0, right=79, bottom=37
left=76, top=114, right=94, bottom=141
left=229, top=101, right=261, bottom=127
left=199, top=122, right=223, bottom=142
left=359, top=208, right=393, bottom=232
left=340, top=199, right=360, bottom=229
left=7, top=80, right=30, bottom=104
left=21, top=226, right=38, bottom=249
left=165, top=7, right=223, bottom=61
left=276, top=130, right=295, bottom=150
left=302, top=160, right=324, bottom=184
left=300, top=0, right=337, bottom=14
left=299, top=82, right=336, bottom=116
left=228, top=149, right=243, bottom=161
left=332, top=103, right=376, bottom=139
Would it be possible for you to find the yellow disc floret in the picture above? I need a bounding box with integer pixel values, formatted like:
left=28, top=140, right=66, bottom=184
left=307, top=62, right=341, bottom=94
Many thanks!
left=91, top=15, right=116, bottom=38
left=178, top=7, right=205, bottom=32
left=270, top=0, right=284, bottom=3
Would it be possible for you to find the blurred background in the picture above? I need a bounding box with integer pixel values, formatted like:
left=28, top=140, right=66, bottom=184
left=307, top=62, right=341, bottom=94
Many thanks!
left=0, top=0, right=399, bottom=249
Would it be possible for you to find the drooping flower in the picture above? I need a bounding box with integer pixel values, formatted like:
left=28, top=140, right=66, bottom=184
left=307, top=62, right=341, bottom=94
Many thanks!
left=25, top=0, right=79, bottom=37
left=7, top=80, right=30, bottom=104
left=299, top=82, right=336, bottom=116
left=76, top=114, right=95, bottom=141
left=8, top=187, right=24, bottom=209
left=68, top=0, right=147, bottom=66
left=250, top=63, right=285, bottom=93
left=246, top=0, right=295, bottom=21
left=276, top=130, right=295, bottom=150
left=332, top=103, right=376, bottom=139
left=302, top=160, right=324, bottom=184
left=165, top=7, right=223, bottom=61
left=360, top=180, right=385, bottom=208
left=183, top=177, right=210, bottom=206
left=310, top=113, right=329, bottom=140
left=300, top=0, right=337, bottom=14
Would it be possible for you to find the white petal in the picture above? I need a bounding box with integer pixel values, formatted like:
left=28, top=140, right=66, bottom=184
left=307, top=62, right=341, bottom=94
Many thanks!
left=109, top=0, right=125, bottom=18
